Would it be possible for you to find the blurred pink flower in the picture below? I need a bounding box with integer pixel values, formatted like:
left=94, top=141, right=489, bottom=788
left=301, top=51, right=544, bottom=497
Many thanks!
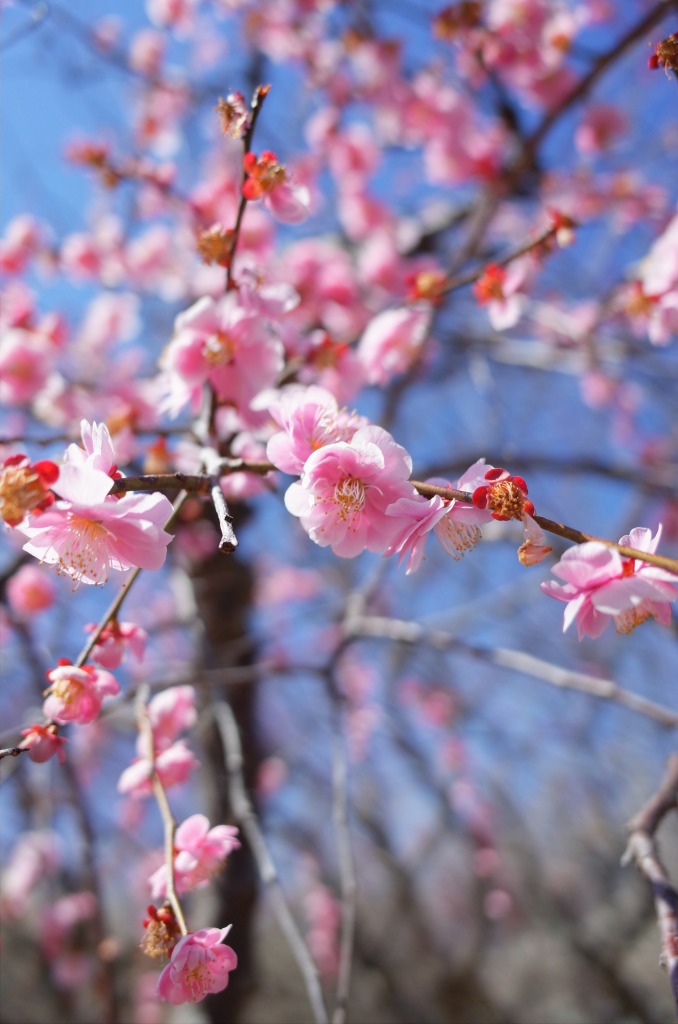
left=243, top=151, right=310, bottom=224
left=284, top=425, right=416, bottom=557
left=43, top=661, right=120, bottom=725
left=149, top=814, right=240, bottom=899
left=19, top=462, right=174, bottom=586
left=357, top=305, right=432, bottom=386
left=19, top=723, right=67, bottom=764
left=385, top=460, right=494, bottom=574
left=85, top=619, right=147, bottom=669
left=157, top=927, right=237, bottom=1004
left=117, top=739, right=198, bottom=798
left=541, top=525, right=678, bottom=638
left=6, top=563, right=56, bottom=616
left=148, top=685, right=197, bottom=749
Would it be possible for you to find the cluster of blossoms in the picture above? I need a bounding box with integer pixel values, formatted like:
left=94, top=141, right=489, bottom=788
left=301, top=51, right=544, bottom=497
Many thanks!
left=6, top=420, right=175, bottom=588
left=118, top=685, right=199, bottom=797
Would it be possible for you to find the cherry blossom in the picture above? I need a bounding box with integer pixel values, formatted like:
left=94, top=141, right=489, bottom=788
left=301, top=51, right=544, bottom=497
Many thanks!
left=284, top=425, right=417, bottom=557
left=117, top=738, right=198, bottom=798
left=19, top=462, right=174, bottom=586
left=541, top=526, right=678, bottom=639
left=156, top=927, right=237, bottom=1005
left=149, top=814, right=240, bottom=899
left=43, top=660, right=120, bottom=725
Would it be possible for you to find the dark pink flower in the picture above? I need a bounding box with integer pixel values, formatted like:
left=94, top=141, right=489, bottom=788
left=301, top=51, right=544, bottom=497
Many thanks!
left=156, top=927, right=237, bottom=1004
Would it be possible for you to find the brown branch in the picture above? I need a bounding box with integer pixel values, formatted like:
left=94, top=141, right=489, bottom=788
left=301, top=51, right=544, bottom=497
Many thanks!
left=226, top=83, right=270, bottom=290
left=623, top=755, right=678, bottom=1012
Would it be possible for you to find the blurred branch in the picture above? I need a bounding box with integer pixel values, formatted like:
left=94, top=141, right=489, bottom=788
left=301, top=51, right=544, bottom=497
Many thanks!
left=344, top=614, right=678, bottom=729
left=212, top=698, right=330, bottom=1024
left=623, top=754, right=678, bottom=1012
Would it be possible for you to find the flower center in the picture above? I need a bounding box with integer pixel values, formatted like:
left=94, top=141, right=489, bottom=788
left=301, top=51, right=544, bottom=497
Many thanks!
left=333, top=477, right=366, bottom=521
left=58, top=515, right=113, bottom=586
left=204, top=331, right=236, bottom=366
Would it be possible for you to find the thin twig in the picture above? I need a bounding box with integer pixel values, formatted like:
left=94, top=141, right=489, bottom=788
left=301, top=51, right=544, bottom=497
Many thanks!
left=623, top=755, right=678, bottom=1012
left=212, top=699, right=330, bottom=1024
left=136, top=684, right=188, bottom=936
left=344, top=614, right=678, bottom=729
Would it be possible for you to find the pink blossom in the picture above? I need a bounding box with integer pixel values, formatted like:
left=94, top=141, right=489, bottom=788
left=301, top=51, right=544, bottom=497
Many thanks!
left=575, top=104, right=627, bottom=156
left=266, top=385, right=366, bottom=475
left=0, top=328, right=54, bottom=405
left=85, top=619, right=147, bottom=669
left=160, top=295, right=284, bottom=419
left=1, top=830, right=60, bottom=918
left=156, top=927, right=237, bottom=1005
left=284, top=425, right=417, bottom=557
left=146, top=0, right=198, bottom=37
left=64, top=420, right=120, bottom=476
left=148, top=685, right=197, bottom=749
left=243, top=151, right=310, bottom=225
left=472, top=260, right=530, bottom=331
left=0, top=215, right=44, bottom=275
left=357, top=305, right=432, bottom=386
left=541, top=526, right=678, bottom=639
left=19, top=462, right=174, bottom=586
left=43, top=661, right=120, bottom=725
left=129, top=29, right=166, bottom=75
left=149, top=814, right=240, bottom=899
left=6, top=563, right=56, bottom=616
left=117, top=739, right=198, bottom=798
left=385, top=460, right=494, bottom=574
left=19, top=723, right=67, bottom=763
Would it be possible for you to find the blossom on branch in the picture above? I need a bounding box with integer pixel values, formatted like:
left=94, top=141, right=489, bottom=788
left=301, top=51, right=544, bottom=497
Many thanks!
left=156, top=927, right=237, bottom=1005
left=19, top=462, right=174, bottom=586
left=540, top=526, right=678, bottom=639
left=0, top=455, right=58, bottom=527
left=385, top=460, right=494, bottom=574
left=242, top=150, right=310, bottom=224
left=149, top=814, right=240, bottom=899
left=19, top=723, right=67, bottom=764
left=43, top=660, right=120, bottom=725
left=284, top=425, right=417, bottom=557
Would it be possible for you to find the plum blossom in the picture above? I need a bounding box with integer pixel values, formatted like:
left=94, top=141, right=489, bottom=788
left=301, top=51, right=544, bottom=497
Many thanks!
left=472, top=260, right=531, bottom=331
left=84, top=619, right=147, bottom=669
left=160, top=294, right=284, bottom=419
left=541, top=526, right=678, bottom=639
left=357, top=305, right=432, bottom=386
left=6, top=564, right=56, bottom=617
left=43, top=660, right=120, bottom=725
left=284, top=425, right=417, bottom=557
left=117, top=739, right=198, bottom=797
left=149, top=814, right=241, bottom=899
left=243, top=150, right=310, bottom=224
left=156, top=927, right=237, bottom=1005
left=19, top=462, right=174, bottom=587
left=19, top=723, right=67, bottom=763
left=266, top=385, right=367, bottom=475
left=384, top=461, right=495, bottom=574
left=0, top=455, right=58, bottom=527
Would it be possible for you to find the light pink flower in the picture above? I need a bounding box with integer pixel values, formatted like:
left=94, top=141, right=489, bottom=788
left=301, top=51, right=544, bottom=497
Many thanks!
left=85, top=619, right=147, bottom=669
left=266, top=386, right=366, bottom=475
left=149, top=814, right=240, bottom=899
left=19, top=463, right=174, bottom=586
left=117, top=738, right=198, bottom=798
left=160, top=295, right=284, bottom=419
left=284, top=425, right=417, bottom=557
left=357, top=306, right=432, bottom=386
left=64, top=420, right=119, bottom=476
left=19, top=723, right=67, bottom=763
left=0, top=328, right=54, bottom=405
left=43, top=661, right=120, bottom=725
left=385, top=460, right=494, bottom=574
left=6, top=564, right=56, bottom=617
left=156, top=927, right=237, bottom=1005
left=148, top=685, right=197, bottom=750
left=541, top=525, right=678, bottom=639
